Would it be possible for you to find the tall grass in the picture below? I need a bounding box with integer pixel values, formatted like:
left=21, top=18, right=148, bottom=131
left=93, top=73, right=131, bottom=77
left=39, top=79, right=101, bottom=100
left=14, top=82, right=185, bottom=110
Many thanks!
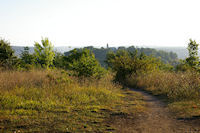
left=126, top=71, right=200, bottom=117
left=127, top=71, right=200, bottom=101
left=0, top=69, right=122, bottom=132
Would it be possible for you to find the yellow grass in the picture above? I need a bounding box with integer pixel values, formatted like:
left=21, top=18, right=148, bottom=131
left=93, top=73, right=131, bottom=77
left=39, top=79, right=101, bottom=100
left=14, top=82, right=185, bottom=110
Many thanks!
left=126, top=71, right=200, bottom=117
left=0, top=69, right=123, bottom=132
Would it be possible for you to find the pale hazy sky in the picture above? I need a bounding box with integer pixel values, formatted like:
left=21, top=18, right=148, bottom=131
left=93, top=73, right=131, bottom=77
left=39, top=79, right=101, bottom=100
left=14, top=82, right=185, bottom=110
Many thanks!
left=1, top=0, right=200, bottom=47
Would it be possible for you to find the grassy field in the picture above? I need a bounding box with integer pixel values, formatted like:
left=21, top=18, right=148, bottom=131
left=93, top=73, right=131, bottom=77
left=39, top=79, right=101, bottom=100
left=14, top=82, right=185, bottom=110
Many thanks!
left=126, top=71, right=200, bottom=118
left=0, top=70, right=145, bottom=132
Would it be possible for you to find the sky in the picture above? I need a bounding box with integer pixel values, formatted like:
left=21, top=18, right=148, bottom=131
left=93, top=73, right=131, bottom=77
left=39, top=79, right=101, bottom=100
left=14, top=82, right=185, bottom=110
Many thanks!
left=1, top=0, right=200, bottom=47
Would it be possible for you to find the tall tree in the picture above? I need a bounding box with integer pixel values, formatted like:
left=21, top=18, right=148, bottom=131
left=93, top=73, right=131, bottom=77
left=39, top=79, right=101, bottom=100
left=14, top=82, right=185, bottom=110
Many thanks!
left=34, top=38, right=55, bottom=68
left=0, top=39, right=17, bottom=68
left=20, top=47, right=34, bottom=65
left=186, top=39, right=199, bottom=69
left=64, top=49, right=104, bottom=78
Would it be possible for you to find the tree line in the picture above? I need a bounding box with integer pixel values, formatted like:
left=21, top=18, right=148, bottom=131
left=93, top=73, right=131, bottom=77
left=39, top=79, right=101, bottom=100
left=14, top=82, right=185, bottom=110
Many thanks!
left=64, top=46, right=178, bottom=67
left=0, top=37, right=198, bottom=81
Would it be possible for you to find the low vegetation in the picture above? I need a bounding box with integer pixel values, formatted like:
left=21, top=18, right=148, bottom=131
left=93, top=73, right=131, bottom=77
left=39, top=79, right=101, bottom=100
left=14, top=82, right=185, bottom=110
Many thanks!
left=0, top=70, right=146, bottom=132
left=126, top=71, right=200, bottom=118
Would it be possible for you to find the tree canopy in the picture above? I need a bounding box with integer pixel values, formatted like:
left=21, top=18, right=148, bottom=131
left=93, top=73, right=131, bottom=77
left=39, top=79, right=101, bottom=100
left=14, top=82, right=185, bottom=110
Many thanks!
left=34, top=38, right=55, bottom=68
left=0, top=39, right=17, bottom=68
left=63, top=49, right=105, bottom=78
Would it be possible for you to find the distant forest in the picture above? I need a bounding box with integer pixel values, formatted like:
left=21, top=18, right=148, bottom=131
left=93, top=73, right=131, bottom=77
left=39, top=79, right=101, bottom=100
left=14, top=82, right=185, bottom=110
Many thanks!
left=11, top=45, right=178, bottom=67
left=64, top=46, right=178, bottom=67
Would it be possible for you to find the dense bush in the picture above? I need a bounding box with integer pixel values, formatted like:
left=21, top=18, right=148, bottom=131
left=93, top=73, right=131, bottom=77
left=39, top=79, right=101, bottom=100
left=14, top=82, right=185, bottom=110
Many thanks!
left=64, top=49, right=105, bottom=78
left=53, top=52, right=65, bottom=68
left=19, top=47, right=35, bottom=69
left=106, top=50, right=163, bottom=82
left=0, top=39, right=18, bottom=69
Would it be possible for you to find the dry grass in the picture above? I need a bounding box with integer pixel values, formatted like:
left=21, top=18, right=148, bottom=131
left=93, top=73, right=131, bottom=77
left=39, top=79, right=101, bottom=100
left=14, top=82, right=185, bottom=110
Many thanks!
left=126, top=71, right=200, bottom=118
left=0, top=69, right=145, bottom=132
left=0, top=69, right=120, bottom=132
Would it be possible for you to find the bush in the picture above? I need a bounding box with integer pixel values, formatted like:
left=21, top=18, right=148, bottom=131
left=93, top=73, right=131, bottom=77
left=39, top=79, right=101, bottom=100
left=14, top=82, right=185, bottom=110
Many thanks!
left=106, top=50, right=161, bottom=83
left=64, top=49, right=105, bottom=78
left=19, top=47, right=35, bottom=70
left=53, top=52, right=65, bottom=68
left=0, top=39, right=18, bottom=69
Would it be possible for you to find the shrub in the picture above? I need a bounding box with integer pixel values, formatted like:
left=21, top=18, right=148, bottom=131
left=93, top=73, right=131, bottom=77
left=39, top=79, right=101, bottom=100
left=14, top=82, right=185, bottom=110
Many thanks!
left=64, top=49, right=105, bottom=78
left=106, top=50, right=161, bottom=83
left=53, top=52, right=65, bottom=68
left=19, top=47, right=35, bottom=70
left=0, top=39, right=18, bottom=69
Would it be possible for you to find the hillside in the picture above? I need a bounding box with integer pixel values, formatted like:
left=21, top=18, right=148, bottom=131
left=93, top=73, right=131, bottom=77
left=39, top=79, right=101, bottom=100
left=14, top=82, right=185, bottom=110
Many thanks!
left=11, top=46, right=73, bottom=56
left=155, top=47, right=188, bottom=59
left=64, top=46, right=178, bottom=67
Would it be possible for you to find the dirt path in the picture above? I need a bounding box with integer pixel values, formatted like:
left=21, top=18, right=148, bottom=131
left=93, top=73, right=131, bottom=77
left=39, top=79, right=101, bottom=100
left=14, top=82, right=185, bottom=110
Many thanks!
left=112, top=89, right=200, bottom=133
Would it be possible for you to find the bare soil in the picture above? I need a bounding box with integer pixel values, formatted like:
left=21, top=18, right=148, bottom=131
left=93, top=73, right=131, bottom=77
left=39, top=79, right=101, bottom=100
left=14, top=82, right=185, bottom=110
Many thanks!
left=109, top=89, right=200, bottom=133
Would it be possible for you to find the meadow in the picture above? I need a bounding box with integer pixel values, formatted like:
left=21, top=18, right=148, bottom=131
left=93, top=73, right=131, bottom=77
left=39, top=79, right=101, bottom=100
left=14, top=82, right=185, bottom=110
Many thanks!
left=0, top=69, right=145, bottom=132
left=1, top=38, right=200, bottom=132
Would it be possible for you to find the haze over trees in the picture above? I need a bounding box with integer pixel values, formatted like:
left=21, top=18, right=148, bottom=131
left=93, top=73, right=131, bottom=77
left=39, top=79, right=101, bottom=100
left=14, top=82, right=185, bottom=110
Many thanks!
left=64, top=46, right=178, bottom=67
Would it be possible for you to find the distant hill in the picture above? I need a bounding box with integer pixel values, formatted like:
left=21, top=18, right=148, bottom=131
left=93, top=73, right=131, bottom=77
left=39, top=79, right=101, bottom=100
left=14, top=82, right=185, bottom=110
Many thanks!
left=11, top=46, right=189, bottom=61
left=64, top=46, right=179, bottom=67
left=11, top=46, right=73, bottom=56
left=154, top=47, right=188, bottom=59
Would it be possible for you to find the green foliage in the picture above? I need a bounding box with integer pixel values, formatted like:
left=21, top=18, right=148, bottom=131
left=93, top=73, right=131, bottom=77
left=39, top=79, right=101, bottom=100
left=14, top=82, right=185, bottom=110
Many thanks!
left=186, top=39, right=200, bottom=69
left=176, top=39, right=200, bottom=72
left=0, top=39, right=18, bottom=69
left=53, top=52, right=65, bottom=68
left=106, top=50, right=161, bottom=82
left=34, top=38, right=55, bottom=68
left=19, top=47, right=35, bottom=69
left=176, top=59, right=192, bottom=72
left=64, top=49, right=105, bottom=78
left=64, top=46, right=178, bottom=67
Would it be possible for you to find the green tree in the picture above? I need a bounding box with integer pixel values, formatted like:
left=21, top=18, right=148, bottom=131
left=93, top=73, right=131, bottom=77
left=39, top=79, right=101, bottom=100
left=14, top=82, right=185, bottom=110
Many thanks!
left=34, top=38, right=55, bottom=68
left=64, top=46, right=177, bottom=67
left=19, top=47, right=35, bottom=69
left=64, top=49, right=104, bottom=78
left=0, top=39, right=17, bottom=68
left=106, top=50, right=161, bottom=83
left=176, top=59, right=191, bottom=72
left=20, top=47, right=34, bottom=64
left=186, top=39, right=200, bottom=70
left=53, top=52, right=65, bottom=68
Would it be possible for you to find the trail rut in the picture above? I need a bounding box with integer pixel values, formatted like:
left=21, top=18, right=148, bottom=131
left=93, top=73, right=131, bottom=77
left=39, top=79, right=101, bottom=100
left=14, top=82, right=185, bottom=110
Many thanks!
left=112, top=89, right=200, bottom=133
left=132, top=89, right=199, bottom=133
